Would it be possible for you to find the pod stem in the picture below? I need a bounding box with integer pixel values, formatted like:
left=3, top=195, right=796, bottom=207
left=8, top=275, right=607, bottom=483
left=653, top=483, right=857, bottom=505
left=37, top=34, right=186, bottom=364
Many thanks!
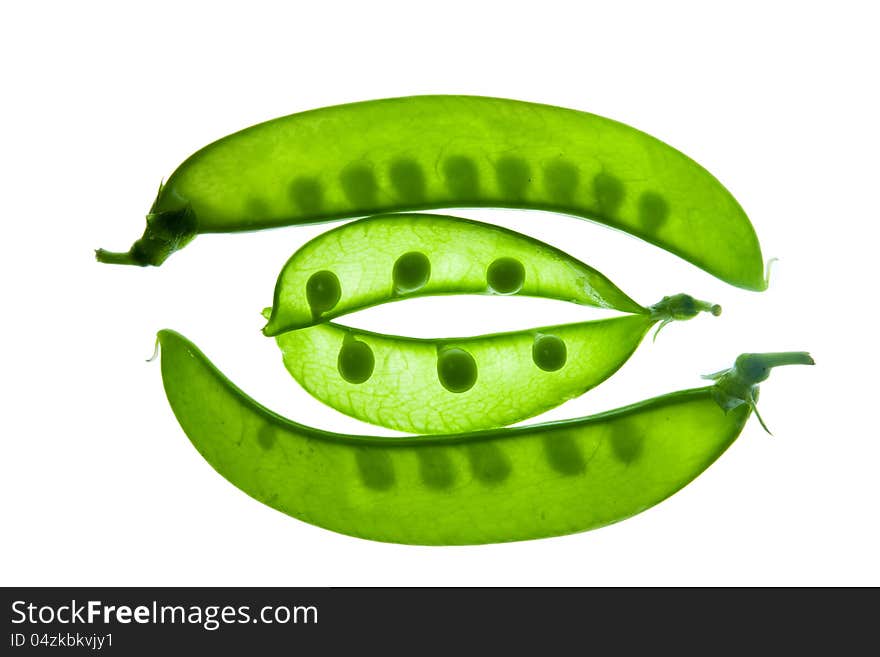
left=95, top=205, right=197, bottom=267
left=648, top=293, right=722, bottom=341
left=706, top=351, right=815, bottom=434
left=747, top=352, right=815, bottom=370
left=95, top=249, right=143, bottom=265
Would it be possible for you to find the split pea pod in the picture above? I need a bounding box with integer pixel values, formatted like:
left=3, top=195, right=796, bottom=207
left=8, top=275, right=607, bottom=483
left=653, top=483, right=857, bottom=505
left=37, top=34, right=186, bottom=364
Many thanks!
left=270, top=296, right=718, bottom=434
left=264, top=213, right=645, bottom=335
left=98, top=95, right=765, bottom=290
left=157, top=329, right=813, bottom=545
left=263, top=213, right=720, bottom=433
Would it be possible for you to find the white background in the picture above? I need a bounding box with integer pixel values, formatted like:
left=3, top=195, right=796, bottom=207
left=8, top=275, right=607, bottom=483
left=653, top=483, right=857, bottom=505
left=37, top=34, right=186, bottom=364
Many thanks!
left=2, top=1, right=877, bottom=586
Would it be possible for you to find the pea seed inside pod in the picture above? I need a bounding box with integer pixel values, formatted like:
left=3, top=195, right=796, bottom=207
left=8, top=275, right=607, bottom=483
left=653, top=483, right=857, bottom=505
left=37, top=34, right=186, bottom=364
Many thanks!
left=337, top=337, right=375, bottom=384
left=442, top=155, right=480, bottom=197
left=532, top=334, right=567, bottom=372
left=487, top=257, right=525, bottom=294
left=638, top=191, right=670, bottom=232
left=389, top=159, right=426, bottom=203
left=306, top=270, right=341, bottom=316
left=437, top=347, right=478, bottom=393
left=392, top=251, right=431, bottom=294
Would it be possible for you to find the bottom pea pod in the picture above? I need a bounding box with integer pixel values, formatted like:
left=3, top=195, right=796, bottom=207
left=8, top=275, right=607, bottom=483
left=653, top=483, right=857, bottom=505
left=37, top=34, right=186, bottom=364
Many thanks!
left=157, top=329, right=813, bottom=545
left=268, top=293, right=720, bottom=434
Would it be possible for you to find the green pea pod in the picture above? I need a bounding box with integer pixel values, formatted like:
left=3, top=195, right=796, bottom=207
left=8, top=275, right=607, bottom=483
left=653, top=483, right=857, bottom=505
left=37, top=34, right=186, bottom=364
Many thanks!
left=270, top=297, right=719, bottom=434
left=263, top=213, right=720, bottom=433
left=264, top=214, right=644, bottom=335
left=98, top=96, right=765, bottom=291
left=157, top=329, right=812, bottom=545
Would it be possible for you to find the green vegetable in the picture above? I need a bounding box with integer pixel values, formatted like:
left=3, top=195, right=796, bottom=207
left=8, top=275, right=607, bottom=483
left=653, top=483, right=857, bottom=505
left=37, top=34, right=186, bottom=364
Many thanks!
left=271, top=301, right=719, bottom=433
left=263, top=213, right=644, bottom=335
left=98, top=95, right=764, bottom=290
left=263, top=213, right=720, bottom=433
left=157, top=329, right=812, bottom=545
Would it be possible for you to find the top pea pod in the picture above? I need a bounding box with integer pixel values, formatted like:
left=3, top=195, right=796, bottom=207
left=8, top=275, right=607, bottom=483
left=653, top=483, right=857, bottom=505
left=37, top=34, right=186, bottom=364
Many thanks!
left=97, top=95, right=765, bottom=291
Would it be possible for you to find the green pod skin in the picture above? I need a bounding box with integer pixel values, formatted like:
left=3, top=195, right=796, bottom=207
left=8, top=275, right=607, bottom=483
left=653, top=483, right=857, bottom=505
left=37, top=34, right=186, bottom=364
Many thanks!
left=157, top=329, right=812, bottom=545
left=271, top=299, right=719, bottom=434
left=98, top=96, right=764, bottom=290
left=264, top=213, right=643, bottom=335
